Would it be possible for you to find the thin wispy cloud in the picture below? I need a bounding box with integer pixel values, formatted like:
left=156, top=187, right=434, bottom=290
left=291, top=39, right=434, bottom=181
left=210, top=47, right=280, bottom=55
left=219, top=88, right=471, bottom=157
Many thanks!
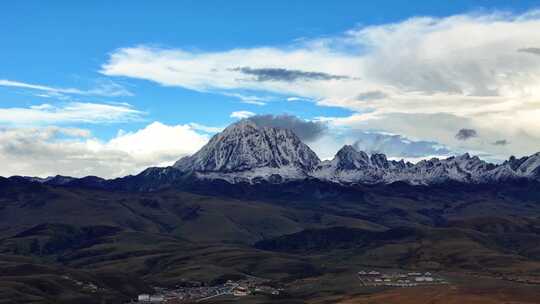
left=221, top=92, right=271, bottom=105
left=0, top=79, right=133, bottom=97
left=230, top=111, right=255, bottom=119
left=0, top=102, right=143, bottom=125
left=188, top=122, right=223, bottom=133
left=286, top=96, right=310, bottom=102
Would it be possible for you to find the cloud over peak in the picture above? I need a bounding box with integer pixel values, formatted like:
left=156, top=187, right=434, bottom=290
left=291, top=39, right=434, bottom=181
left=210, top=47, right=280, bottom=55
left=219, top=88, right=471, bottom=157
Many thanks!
left=230, top=110, right=255, bottom=119
left=247, top=114, right=327, bottom=142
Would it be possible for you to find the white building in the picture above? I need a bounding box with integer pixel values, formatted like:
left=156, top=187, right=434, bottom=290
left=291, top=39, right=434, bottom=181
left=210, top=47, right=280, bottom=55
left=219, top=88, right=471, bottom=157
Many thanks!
left=233, top=286, right=249, bottom=296
left=138, top=294, right=150, bottom=302
left=415, top=276, right=434, bottom=282
left=137, top=294, right=164, bottom=303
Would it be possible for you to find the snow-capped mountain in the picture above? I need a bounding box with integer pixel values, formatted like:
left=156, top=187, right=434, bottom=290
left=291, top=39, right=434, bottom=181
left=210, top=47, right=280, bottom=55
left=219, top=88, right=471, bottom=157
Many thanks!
left=173, top=119, right=320, bottom=183
left=311, top=145, right=412, bottom=183
left=170, top=121, right=540, bottom=185
left=19, top=120, right=540, bottom=187
left=483, top=153, right=540, bottom=182
left=314, top=148, right=540, bottom=185
left=380, top=153, right=497, bottom=185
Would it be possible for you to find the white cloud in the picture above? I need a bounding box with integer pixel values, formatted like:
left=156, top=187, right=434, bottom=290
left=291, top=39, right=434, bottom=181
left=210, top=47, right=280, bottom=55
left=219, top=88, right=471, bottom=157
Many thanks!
left=100, top=45, right=362, bottom=101
left=0, top=102, right=143, bottom=125
left=188, top=122, right=223, bottom=133
left=0, top=79, right=133, bottom=97
left=106, top=122, right=209, bottom=165
left=101, top=11, right=540, bottom=159
left=351, top=130, right=451, bottom=158
left=230, top=111, right=255, bottom=119
left=287, top=96, right=310, bottom=102
left=0, top=122, right=209, bottom=178
left=221, top=92, right=271, bottom=105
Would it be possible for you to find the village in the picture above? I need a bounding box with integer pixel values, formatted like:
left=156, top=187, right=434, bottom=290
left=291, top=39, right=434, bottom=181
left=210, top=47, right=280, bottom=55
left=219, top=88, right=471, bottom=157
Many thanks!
left=126, top=278, right=282, bottom=303
left=357, top=269, right=449, bottom=287
left=126, top=270, right=450, bottom=303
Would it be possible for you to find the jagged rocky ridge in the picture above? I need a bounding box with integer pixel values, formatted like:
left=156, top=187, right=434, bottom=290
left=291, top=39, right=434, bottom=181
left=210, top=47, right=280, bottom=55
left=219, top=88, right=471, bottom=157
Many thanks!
left=171, top=119, right=540, bottom=185
left=16, top=119, right=540, bottom=187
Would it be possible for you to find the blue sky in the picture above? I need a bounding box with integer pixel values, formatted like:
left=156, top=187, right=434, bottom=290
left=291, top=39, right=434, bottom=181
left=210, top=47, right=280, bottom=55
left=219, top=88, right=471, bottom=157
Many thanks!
left=2, top=1, right=540, bottom=177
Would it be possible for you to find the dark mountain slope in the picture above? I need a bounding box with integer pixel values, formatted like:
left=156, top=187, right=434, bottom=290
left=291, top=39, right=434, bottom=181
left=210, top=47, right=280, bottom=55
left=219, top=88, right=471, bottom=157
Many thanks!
left=255, top=225, right=540, bottom=273
left=0, top=177, right=382, bottom=244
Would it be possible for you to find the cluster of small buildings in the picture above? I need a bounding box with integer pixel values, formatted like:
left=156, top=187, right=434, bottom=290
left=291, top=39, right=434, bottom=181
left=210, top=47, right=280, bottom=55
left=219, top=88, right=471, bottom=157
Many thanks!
left=357, top=270, right=447, bottom=287
left=132, top=284, right=230, bottom=303
left=128, top=279, right=281, bottom=303
left=61, top=274, right=99, bottom=293
left=136, top=294, right=165, bottom=303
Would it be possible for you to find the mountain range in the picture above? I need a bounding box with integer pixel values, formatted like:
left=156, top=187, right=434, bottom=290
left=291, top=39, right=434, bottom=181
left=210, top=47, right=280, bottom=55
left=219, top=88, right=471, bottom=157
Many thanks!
left=17, top=119, right=540, bottom=189
left=3, top=119, right=540, bottom=303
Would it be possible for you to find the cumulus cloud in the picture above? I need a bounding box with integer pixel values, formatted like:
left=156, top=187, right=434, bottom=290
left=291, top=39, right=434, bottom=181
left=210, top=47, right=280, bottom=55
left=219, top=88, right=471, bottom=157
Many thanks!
left=247, top=114, right=327, bottom=142
left=0, top=102, right=143, bottom=125
left=0, top=79, right=132, bottom=97
left=231, top=67, right=351, bottom=82
left=101, top=11, right=540, bottom=159
left=0, top=122, right=209, bottom=178
left=230, top=111, right=255, bottom=119
left=455, top=128, right=478, bottom=141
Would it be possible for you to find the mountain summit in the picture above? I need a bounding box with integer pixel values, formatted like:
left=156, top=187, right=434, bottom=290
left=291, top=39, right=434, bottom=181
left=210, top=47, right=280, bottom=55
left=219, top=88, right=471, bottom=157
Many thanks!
left=173, top=119, right=320, bottom=182
left=18, top=121, right=540, bottom=188
left=170, top=121, right=540, bottom=185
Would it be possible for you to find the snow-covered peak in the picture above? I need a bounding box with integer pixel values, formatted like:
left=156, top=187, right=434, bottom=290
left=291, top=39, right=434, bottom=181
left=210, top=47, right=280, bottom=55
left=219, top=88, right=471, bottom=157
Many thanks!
left=488, top=152, right=540, bottom=180
left=514, top=152, right=540, bottom=175
left=312, top=146, right=540, bottom=185
left=173, top=119, right=320, bottom=176
left=170, top=121, right=540, bottom=185
left=333, top=145, right=370, bottom=170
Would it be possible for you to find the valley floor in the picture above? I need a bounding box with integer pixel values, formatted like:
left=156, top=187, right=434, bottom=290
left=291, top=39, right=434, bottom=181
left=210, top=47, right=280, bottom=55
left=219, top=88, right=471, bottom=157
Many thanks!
left=336, top=283, right=540, bottom=304
left=123, top=271, right=540, bottom=304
